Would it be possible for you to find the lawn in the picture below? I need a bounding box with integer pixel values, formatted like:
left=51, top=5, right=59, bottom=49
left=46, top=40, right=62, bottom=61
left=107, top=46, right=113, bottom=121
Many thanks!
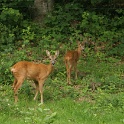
left=0, top=84, right=124, bottom=124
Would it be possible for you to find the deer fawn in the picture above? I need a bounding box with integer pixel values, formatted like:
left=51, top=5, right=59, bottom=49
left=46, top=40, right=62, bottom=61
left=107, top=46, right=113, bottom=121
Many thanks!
left=64, top=41, right=85, bottom=85
left=11, top=50, right=59, bottom=104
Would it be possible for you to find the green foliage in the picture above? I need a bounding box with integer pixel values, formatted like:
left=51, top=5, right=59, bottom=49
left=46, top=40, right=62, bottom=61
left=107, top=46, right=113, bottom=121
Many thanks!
left=80, top=10, right=124, bottom=56
left=0, top=2, right=124, bottom=57
left=0, top=23, right=15, bottom=51
left=40, top=3, right=124, bottom=56
left=44, top=3, right=84, bottom=42
left=21, top=26, right=35, bottom=47
left=81, top=11, right=124, bottom=41
left=0, top=8, right=37, bottom=51
left=0, top=53, right=13, bottom=84
left=0, top=0, right=34, bottom=18
left=0, top=8, right=22, bottom=49
left=0, top=1, right=124, bottom=123
left=0, top=8, right=23, bottom=27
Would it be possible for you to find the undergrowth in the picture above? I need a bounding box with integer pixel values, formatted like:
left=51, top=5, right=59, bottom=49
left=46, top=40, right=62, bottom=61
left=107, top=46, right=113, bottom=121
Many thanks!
left=0, top=46, right=124, bottom=124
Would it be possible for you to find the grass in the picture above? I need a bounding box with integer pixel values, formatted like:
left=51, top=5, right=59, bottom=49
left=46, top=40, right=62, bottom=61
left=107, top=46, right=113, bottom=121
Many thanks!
left=0, top=84, right=124, bottom=124
left=0, top=50, right=124, bottom=124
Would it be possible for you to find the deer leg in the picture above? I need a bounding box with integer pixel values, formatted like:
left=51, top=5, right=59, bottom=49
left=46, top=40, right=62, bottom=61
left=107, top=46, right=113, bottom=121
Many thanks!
left=65, top=63, right=69, bottom=84
left=38, top=80, right=45, bottom=104
left=68, top=68, right=71, bottom=85
left=66, top=65, right=70, bottom=85
left=13, top=78, right=24, bottom=103
left=74, top=62, right=77, bottom=79
left=12, top=79, right=17, bottom=89
left=65, top=61, right=69, bottom=84
left=66, top=67, right=69, bottom=84
left=65, top=61, right=73, bottom=85
left=67, top=65, right=72, bottom=85
left=33, top=81, right=39, bottom=101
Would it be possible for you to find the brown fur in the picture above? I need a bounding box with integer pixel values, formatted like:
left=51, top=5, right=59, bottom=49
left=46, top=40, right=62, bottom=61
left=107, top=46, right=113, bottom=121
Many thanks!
left=64, top=42, right=85, bottom=85
left=11, top=50, right=59, bottom=104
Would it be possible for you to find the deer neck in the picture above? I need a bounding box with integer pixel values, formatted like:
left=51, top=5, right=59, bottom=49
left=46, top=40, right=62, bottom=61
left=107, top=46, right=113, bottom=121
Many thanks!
left=77, top=47, right=82, bottom=56
left=47, top=64, right=54, bottom=75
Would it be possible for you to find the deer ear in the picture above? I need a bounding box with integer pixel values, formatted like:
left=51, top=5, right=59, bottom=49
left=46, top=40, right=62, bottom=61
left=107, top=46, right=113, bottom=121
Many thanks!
left=76, top=40, right=79, bottom=44
left=46, top=50, right=51, bottom=57
left=55, top=50, right=59, bottom=57
left=76, top=41, right=81, bottom=46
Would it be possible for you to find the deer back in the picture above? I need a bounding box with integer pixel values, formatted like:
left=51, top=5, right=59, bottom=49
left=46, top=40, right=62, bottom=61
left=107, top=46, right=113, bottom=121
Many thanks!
left=11, top=61, right=52, bottom=81
left=64, top=50, right=80, bottom=63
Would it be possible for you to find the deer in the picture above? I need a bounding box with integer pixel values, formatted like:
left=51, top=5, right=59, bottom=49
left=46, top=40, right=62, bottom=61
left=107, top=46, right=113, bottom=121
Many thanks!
left=11, top=50, right=59, bottom=104
left=64, top=41, right=85, bottom=85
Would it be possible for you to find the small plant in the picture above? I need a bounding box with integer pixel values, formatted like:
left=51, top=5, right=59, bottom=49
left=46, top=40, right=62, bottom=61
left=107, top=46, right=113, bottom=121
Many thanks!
left=21, top=26, right=35, bottom=48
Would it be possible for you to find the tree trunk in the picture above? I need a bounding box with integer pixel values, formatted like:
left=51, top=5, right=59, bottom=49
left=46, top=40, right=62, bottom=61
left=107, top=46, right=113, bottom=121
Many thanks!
left=33, top=0, right=54, bottom=23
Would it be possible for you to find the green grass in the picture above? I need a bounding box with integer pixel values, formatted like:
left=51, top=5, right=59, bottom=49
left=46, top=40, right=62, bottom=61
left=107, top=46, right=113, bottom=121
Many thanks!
left=0, top=51, right=124, bottom=124
left=0, top=85, right=124, bottom=124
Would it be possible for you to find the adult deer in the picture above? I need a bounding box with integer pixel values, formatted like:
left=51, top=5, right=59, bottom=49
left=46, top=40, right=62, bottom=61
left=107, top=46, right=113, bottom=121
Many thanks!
left=11, top=50, right=59, bottom=104
left=64, top=41, right=85, bottom=85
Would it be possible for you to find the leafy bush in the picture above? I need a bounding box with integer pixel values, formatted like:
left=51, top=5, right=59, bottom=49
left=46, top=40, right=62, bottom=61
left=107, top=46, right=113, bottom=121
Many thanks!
left=0, top=7, right=37, bottom=50
left=0, top=8, right=23, bottom=27
left=0, top=8, right=23, bottom=49
left=0, top=23, right=15, bottom=51
left=43, top=3, right=84, bottom=42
